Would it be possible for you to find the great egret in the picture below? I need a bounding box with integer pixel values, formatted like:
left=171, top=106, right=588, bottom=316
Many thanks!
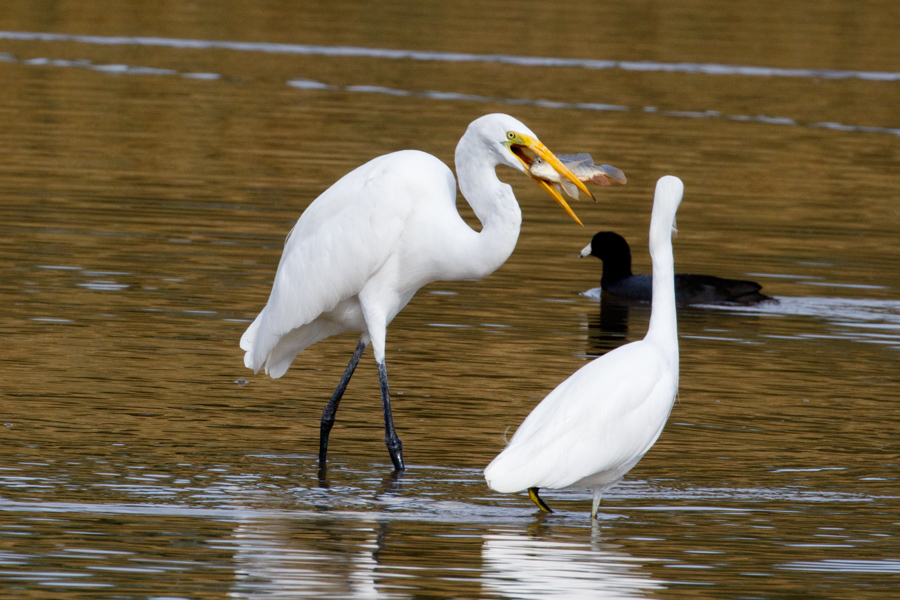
left=241, top=113, right=605, bottom=472
left=580, top=231, right=770, bottom=305
left=529, top=153, right=626, bottom=200
left=484, top=176, right=684, bottom=519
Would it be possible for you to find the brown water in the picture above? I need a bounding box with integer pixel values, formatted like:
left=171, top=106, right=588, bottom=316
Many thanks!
left=1, top=1, right=899, bottom=598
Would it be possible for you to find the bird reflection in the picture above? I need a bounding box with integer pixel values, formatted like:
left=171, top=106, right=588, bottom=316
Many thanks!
left=481, top=530, right=664, bottom=599
left=585, top=295, right=647, bottom=357
left=229, top=515, right=392, bottom=599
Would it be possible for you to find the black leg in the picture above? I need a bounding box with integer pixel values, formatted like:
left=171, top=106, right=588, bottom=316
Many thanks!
left=528, top=487, right=553, bottom=513
left=319, top=339, right=367, bottom=469
left=378, top=361, right=405, bottom=471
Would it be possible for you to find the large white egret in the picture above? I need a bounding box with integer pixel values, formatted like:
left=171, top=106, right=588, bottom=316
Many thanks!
left=580, top=231, right=770, bottom=305
left=484, top=176, right=684, bottom=519
left=241, top=113, right=605, bottom=472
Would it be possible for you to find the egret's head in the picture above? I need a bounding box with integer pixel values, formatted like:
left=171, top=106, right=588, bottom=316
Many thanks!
left=464, top=114, right=595, bottom=226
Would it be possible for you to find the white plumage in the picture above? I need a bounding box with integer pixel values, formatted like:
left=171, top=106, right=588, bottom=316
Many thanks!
left=242, top=150, right=453, bottom=378
left=484, top=176, right=684, bottom=518
left=241, top=113, right=596, bottom=471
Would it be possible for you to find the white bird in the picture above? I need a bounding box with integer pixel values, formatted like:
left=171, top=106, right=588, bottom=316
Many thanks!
left=241, top=113, right=599, bottom=472
left=484, top=175, right=684, bottom=519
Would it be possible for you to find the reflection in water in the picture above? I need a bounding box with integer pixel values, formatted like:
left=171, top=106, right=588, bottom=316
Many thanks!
left=228, top=516, right=399, bottom=600
left=481, top=531, right=664, bottom=599
left=0, top=459, right=895, bottom=596
left=586, top=295, right=635, bottom=357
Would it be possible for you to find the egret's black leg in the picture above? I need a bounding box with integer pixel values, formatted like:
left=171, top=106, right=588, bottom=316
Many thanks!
left=319, top=340, right=367, bottom=468
left=378, top=361, right=405, bottom=471
left=528, top=487, right=553, bottom=513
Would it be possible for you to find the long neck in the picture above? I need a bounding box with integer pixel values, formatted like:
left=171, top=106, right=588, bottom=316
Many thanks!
left=451, top=140, right=523, bottom=279
left=645, top=207, right=678, bottom=352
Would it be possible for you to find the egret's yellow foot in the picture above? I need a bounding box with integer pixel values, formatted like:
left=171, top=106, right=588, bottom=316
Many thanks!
left=528, top=487, right=553, bottom=513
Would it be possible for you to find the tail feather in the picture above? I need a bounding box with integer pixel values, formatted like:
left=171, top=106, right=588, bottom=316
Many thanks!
left=263, top=319, right=346, bottom=378
left=241, top=309, right=283, bottom=375
left=240, top=312, right=264, bottom=373
left=241, top=310, right=347, bottom=379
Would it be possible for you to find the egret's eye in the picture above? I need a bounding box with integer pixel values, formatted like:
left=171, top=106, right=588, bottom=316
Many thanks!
left=506, top=131, right=516, bottom=141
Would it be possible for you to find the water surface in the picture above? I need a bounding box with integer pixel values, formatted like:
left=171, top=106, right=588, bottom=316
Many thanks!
left=1, top=1, right=898, bottom=598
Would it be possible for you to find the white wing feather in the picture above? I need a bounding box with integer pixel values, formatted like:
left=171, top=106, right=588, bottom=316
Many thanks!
left=241, top=150, right=446, bottom=375
left=484, top=339, right=677, bottom=492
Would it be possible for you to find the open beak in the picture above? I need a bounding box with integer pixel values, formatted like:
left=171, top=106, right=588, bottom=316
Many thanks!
left=506, top=134, right=594, bottom=227
left=532, top=178, right=584, bottom=226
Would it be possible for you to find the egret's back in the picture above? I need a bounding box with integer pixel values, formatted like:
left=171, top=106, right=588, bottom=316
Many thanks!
left=484, top=338, right=677, bottom=493
left=241, top=150, right=455, bottom=377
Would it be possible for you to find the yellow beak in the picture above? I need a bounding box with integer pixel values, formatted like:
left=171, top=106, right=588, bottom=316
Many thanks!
left=507, top=134, right=594, bottom=227
left=532, top=177, right=584, bottom=226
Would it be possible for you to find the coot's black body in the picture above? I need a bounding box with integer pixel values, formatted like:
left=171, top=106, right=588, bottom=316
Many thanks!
left=581, top=231, right=771, bottom=306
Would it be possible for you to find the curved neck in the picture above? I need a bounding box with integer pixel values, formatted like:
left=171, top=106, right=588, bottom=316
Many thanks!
left=450, top=140, right=523, bottom=279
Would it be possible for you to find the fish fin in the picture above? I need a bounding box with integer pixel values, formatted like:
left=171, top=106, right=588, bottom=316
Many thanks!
left=597, top=165, right=627, bottom=185
left=561, top=180, right=580, bottom=200
left=556, top=152, right=593, bottom=163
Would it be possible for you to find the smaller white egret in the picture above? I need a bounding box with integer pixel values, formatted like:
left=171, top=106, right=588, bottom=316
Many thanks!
left=484, top=176, right=684, bottom=519
left=241, top=114, right=601, bottom=472
left=580, top=231, right=770, bottom=305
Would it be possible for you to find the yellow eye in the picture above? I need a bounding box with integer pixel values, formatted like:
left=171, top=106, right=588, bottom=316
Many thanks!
left=506, top=131, right=516, bottom=140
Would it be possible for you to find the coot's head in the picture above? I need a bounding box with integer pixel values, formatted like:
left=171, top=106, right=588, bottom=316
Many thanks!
left=580, top=232, right=631, bottom=262
left=580, top=231, right=634, bottom=284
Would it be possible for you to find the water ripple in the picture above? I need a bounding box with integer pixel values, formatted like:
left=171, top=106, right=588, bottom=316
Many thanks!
left=779, top=559, right=900, bottom=574
left=3, top=30, right=900, bottom=82
left=2, top=48, right=897, bottom=138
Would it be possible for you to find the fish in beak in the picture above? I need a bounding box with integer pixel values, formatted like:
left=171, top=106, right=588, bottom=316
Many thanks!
left=530, top=153, right=626, bottom=201
left=504, top=132, right=595, bottom=227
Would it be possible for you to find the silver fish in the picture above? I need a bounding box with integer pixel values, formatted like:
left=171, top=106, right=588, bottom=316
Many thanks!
left=529, top=153, right=626, bottom=200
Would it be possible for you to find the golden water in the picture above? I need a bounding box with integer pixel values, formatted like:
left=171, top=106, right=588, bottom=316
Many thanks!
left=1, top=1, right=898, bottom=598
